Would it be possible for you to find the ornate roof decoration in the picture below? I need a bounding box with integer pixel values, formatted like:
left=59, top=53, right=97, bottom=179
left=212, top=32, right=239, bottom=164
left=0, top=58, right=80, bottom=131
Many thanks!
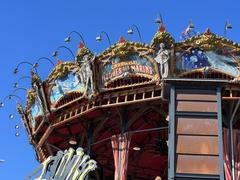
left=46, top=62, right=78, bottom=82
left=176, top=28, right=240, bottom=52
left=31, top=71, right=42, bottom=87
left=26, top=89, right=36, bottom=110
left=76, top=42, right=94, bottom=63
left=17, top=103, right=24, bottom=117
left=98, top=37, right=150, bottom=60
left=150, top=26, right=175, bottom=48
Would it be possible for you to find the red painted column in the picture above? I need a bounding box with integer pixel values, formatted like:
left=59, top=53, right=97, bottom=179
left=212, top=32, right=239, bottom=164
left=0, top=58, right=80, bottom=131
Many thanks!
left=111, top=133, right=131, bottom=180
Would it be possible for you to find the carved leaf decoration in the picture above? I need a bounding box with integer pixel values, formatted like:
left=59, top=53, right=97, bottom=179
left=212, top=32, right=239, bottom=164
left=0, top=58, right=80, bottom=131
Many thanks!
left=26, top=89, right=36, bottom=110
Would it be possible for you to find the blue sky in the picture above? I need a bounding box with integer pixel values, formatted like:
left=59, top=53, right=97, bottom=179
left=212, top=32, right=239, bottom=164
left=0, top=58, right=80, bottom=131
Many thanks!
left=0, top=0, right=239, bottom=179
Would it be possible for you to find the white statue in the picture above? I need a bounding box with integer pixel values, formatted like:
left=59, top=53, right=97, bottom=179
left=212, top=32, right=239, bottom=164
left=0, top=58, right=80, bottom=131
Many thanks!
left=154, top=43, right=170, bottom=78
left=80, top=55, right=95, bottom=95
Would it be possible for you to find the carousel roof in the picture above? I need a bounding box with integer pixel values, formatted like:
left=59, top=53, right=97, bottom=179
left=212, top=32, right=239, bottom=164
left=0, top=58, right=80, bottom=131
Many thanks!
left=14, top=24, right=240, bottom=166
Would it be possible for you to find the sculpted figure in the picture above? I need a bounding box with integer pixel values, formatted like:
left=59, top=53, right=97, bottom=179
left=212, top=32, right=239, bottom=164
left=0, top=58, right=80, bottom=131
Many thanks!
left=80, top=55, right=95, bottom=95
left=154, top=43, right=170, bottom=78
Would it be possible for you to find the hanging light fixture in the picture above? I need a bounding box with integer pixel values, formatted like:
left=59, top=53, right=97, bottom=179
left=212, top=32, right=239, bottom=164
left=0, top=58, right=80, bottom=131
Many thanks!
left=0, top=102, right=4, bottom=108
left=13, top=82, right=19, bottom=88
left=155, top=13, right=163, bottom=25
left=13, top=68, right=18, bottom=74
left=64, top=31, right=86, bottom=46
left=225, top=21, right=232, bottom=29
left=96, top=31, right=111, bottom=46
left=69, top=138, right=77, bottom=145
left=9, top=114, right=14, bottom=119
left=15, top=132, right=20, bottom=137
left=15, top=124, right=20, bottom=129
left=127, top=24, right=142, bottom=42
left=133, top=146, right=141, bottom=151
left=224, top=21, right=233, bottom=37
left=127, top=28, right=134, bottom=35
left=96, top=35, right=102, bottom=42
left=188, top=20, right=195, bottom=29
left=64, top=36, right=71, bottom=43
left=52, top=51, right=58, bottom=58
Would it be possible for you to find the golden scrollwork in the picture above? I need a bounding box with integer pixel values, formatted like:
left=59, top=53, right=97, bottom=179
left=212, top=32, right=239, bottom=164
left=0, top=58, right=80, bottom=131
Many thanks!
left=98, top=41, right=150, bottom=60
left=150, top=31, right=175, bottom=48
left=17, top=103, right=24, bottom=117
left=31, top=71, right=42, bottom=86
left=26, top=89, right=36, bottom=110
left=76, top=47, right=94, bottom=63
left=46, top=62, right=79, bottom=82
left=176, top=28, right=240, bottom=52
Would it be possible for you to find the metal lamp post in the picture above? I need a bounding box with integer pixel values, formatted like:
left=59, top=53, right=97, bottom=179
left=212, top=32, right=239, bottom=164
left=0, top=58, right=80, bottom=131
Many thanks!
left=96, top=31, right=112, bottom=46
left=64, top=31, right=86, bottom=46
left=13, top=76, right=31, bottom=88
left=33, top=57, right=55, bottom=69
left=127, top=24, right=142, bottom=42
left=13, top=61, right=38, bottom=75
left=224, top=21, right=232, bottom=37
left=52, top=46, right=75, bottom=60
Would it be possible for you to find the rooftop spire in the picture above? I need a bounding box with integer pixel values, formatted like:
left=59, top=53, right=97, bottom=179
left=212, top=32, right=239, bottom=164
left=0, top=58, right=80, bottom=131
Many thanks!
left=159, top=23, right=165, bottom=32
left=79, top=41, right=84, bottom=49
left=204, top=28, right=212, bottom=35
left=119, top=36, right=126, bottom=43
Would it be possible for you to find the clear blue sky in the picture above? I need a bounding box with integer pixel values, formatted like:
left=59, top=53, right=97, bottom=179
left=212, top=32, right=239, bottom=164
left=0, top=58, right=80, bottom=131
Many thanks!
left=0, top=0, right=239, bottom=179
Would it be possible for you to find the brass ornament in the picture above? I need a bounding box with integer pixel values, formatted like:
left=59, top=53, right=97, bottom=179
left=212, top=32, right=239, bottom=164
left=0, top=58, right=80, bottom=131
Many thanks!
left=176, top=29, right=240, bottom=52
left=150, top=31, right=175, bottom=48
left=46, top=62, right=79, bottom=82
left=98, top=41, right=150, bottom=60
left=26, top=89, right=36, bottom=110
left=76, top=47, right=94, bottom=64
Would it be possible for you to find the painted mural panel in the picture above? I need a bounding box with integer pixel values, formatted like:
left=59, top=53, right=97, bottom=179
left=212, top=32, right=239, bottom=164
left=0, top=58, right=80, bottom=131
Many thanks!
left=30, top=100, right=43, bottom=128
left=50, top=70, right=85, bottom=106
left=101, top=54, right=156, bottom=86
left=176, top=49, right=240, bottom=77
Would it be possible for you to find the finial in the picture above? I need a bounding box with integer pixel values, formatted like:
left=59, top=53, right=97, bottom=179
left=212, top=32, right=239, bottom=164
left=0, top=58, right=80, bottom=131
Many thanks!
left=79, top=41, right=84, bottom=49
left=204, top=28, right=212, bottom=35
left=159, top=23, right=165, bottom=32
left=119, top=36, right=126, bottom=43
left=57, top=60, right=63, bottom=65
left=31, top=70, right=42, bottom=86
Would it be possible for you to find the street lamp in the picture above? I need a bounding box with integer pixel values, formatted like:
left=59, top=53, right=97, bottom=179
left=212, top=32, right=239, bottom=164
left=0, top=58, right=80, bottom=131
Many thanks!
left=155, top=13, right=163, bottom=25
left=0, top=94, right=24, bottom=121
left=96, top=31, right=112, bottom=46
left=11, top=87, right=28, bottom=95
left=64, top=31, right=86, bottom=46
left=0, top=94, right=24, bottom=108
left=52, top=46, right=75, bottom=60
left=13, top=76, right=31, bottom=88
left=224, top=21, right=232, bottom=37
left=33, top=57, right=55, bottom=69
left=188, top=20, right=195, bottom=30
left=127, top=24, right=142, bottom=42
left=13, top=61, right=38, bottom=75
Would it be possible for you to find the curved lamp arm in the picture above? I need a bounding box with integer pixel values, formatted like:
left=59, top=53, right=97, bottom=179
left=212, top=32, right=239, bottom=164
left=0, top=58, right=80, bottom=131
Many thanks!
left=11, top=87, right=28, bottom=95
left=14, top=76, right=31, bottom=88
left=65, top=31, right=86, bottom=46
left=14, top=61, right=38, bottom=75
left=52, top=46, right=75, bottom=60
left=96, top=31, right=111, bottom=46
left=0, top=94, right=24, bottom=107
left=36, top=57, right=55, bottom=67
left=127, top=24, right=142, bottom=42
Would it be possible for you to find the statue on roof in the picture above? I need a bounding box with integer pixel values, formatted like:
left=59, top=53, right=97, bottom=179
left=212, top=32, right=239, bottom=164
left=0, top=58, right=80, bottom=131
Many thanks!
left=79, top=54, right=95, bottom=97
left=154, top=43, right=170, bottom=78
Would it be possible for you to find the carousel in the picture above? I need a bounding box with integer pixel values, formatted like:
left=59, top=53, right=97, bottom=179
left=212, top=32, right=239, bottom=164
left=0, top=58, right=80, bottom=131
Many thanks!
left=13, top=23, right=240, bottom=180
